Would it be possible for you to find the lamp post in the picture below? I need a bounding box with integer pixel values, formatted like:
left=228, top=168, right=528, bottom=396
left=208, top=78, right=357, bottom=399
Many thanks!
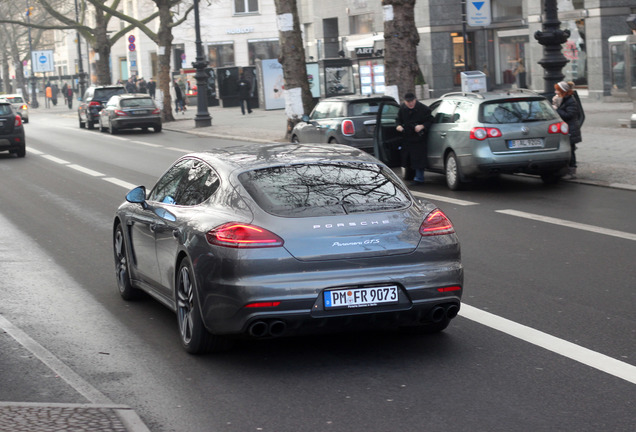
left=192, top=0, right=212, bottom=127
left=26, top=0, right=38, bottom=108
left=534, top=0, right=570, bottom=97
left=74, top=0, right=86, bottom=97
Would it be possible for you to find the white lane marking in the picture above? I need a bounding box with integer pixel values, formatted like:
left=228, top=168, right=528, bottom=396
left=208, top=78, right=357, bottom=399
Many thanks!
left=41, top=155, right=70, bottom=164
left=103, top=177, right=137, bottom=190
left=460, top=304, right=636, bottom=385
left=28, top=148, right=44, bottom=155
left=411, top=191, right=478, bottom=206
left=131, top=140, right=162, bottom=148
left=68, top=164, right=105, bottom=177
left=106, top=135, right=130, bottom=141
left=166, top=146, right=194, bottom=153
left=497, top=209, right=636, bottom=241
left=0, top=314, right=113, bottom=404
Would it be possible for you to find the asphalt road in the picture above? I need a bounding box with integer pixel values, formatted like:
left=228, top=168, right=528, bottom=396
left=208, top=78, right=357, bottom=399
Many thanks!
left=1, top=110, right=635, bottom=432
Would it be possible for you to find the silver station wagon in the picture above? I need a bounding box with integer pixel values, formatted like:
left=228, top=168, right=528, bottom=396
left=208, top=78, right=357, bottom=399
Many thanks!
left=375, top=90, right=572, bottom=189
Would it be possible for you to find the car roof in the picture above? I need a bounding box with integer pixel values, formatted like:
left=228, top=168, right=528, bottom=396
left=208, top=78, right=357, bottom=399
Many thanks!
left=115, top=93, right=153, bottom=99
left=318, top=95, right=396, bottom=103
left=440, top=89, right=545, bottom=103
left=182, top=143, right=380, bottom=174
left=90, top=85, right=126, bottom=89
left=2, top=94, right=23, bottom=98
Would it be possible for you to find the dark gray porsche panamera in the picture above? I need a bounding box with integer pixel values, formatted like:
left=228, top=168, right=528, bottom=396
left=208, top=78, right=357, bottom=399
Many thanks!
left=113, top=143, right=463, bottom=353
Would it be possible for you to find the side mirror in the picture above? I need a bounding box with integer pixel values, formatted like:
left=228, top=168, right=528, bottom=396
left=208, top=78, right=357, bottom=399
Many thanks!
left=302, top=114, right=310, bottom=122
left=126, top=186, right=147, bottom=205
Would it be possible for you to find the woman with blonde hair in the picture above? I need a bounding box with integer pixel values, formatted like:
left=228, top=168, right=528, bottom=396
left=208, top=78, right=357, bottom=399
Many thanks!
left=552, top=81, right=581, bottom=178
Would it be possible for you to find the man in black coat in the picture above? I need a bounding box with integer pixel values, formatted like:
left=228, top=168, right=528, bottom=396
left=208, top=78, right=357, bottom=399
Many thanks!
left=396, top=92, right=434, bottom=183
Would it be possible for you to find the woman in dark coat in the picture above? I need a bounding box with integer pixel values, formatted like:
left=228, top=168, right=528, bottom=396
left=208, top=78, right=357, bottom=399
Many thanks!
left=552, top=81, right=582, bottom=178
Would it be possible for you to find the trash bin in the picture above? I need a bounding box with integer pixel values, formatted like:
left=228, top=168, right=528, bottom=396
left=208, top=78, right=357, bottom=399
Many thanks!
left=460, top=71, right=487, bottom=93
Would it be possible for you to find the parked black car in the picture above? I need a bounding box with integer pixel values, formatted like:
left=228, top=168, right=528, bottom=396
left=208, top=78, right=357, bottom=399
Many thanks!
left=78, top=85, right=127, bottom=129
left=99, top=94, right=162, bottom=134
left=0, top=101, right=26, bottom=158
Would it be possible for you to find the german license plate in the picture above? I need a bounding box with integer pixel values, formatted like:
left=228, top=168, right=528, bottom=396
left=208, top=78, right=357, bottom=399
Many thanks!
left=324, top=286, right=398, bottom=309
left=508, top=138, right=544, bottom=149
left=133, top=110, right=148, bottom=115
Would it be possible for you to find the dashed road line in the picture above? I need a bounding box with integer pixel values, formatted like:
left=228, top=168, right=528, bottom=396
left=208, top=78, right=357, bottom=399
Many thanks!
left=497, top=209, right=636, bottom=241
left=411, top=191, right=478, bottom=206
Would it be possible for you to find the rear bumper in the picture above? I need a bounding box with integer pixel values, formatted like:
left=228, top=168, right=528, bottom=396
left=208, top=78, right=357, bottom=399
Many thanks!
left=0, top=133, right=25, bottom=151
left=112, top=117, right=161, bottom=130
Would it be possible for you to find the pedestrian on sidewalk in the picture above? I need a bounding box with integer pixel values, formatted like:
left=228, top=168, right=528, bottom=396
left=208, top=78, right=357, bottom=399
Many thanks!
left=553, top=81, right=582, bottom=179
left=148, top=78, right=157, bottom=99
left=173, top=79, right=186, bottom=114
left=67, top=85, right=74, bottom=109
left=45, top=83, right=52, bottom=108
left=238, top=72, right=252, bottom=115
left=396, top=92, right=434, bottom=183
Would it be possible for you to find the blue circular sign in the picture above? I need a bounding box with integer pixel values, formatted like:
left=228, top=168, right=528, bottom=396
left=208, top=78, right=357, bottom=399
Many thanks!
left=39, top=55, right=47, bottom=64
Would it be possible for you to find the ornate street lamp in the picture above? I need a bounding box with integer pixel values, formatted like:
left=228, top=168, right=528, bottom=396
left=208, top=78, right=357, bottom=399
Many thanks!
left=74, top=0, right=86, bottom=97
left=26, top=0, right=39, bottom=108
left=534, top=0, right=570, bottom=96
left=192, top=0, right=212, bottom=127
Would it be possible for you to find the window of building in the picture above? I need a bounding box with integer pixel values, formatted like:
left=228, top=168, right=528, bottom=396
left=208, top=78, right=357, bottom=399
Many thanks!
left=235, top=0, right=258, bottom=14
left=492, top=0, right=522, bottom=21
left=248, top=39, right=280, bottom=65
left=208, top=43, right=235, bottom=68
left=562, top=19, right=587, bottom=86
left=497, top=34, right=529, bottom=87
left=451, top=32, right=474, bottom=86
left=349, top=13, right=374, bottom=35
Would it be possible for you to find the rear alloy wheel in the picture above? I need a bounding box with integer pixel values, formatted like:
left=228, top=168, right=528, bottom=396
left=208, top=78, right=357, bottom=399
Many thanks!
left=99, top=119, right=105, bottom=133
left=109, top=121, right=117, bottom=135
left=79, top=116, right=85, bottom=128
left=445, top=152, right=463, bottom=191
left=176, top=258, right=230, bottom=354
left=114, top=224, right=142, bottom=300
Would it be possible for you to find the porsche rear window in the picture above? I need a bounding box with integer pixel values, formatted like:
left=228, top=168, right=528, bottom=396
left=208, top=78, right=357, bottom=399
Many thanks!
left=239, top=162, right=410, bottom=217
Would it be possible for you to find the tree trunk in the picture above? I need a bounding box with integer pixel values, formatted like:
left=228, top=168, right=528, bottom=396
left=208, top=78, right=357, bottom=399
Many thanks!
left=382, top=0, right=420, bottom=99
left=93, top=10, right=112, bottom=85
left=273, top=0, right=313, bottom=139
left=156, top=0, right=174, bottom=122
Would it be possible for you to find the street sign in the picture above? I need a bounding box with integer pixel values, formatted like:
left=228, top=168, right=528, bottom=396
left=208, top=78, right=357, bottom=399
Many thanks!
left=128, top=35, right=135, bottom=43
left=467, top=0, right=491, bottom=27
left=129, top=43, right=136, bottom=52
left=31, top=50, right=54, bottom=73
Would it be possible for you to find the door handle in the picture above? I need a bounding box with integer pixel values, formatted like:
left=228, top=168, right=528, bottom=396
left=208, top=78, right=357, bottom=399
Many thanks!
left=440, top=133, right=447, bottom=138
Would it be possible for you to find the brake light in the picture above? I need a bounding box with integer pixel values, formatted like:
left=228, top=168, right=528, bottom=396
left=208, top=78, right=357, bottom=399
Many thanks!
left=89, top=101, right=102, bottom=107
left=548, top=121, right=569, bottom=135
left=437, top=286, right=461, bottom=293
left=14, top=115, right=22, bottom=126
left=342, top=119, right=355, bottom=136
left=419, top=209, right=455, bottom=236
left=206, top=223, right=284, bottom=248
left=244, top=302, right=281, bottom=308
left=114, top=109, right=129, bottom=117
left=21, top=104, right=28, bottom=110
left=470, top=127, right=501, bottom=140
left=152, top=108, right=160, bottom=115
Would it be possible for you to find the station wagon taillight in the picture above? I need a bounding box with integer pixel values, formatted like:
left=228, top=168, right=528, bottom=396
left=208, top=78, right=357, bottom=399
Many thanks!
left=114, top=109, right=129, bottom=117
left=342, top=119, right=355, bottom=136
left=152, top=108, right=160, bottom=114
left=14, top=115, right=22, bottom=127
left=206, top=223, right=284, bottom=248
left=548, top=121, right=569, bottom=135
left=89, top=101, right=101, bottom=107
left=470, top=127, right=501, bottom=140
left=419, top=209, right=455, bottom=236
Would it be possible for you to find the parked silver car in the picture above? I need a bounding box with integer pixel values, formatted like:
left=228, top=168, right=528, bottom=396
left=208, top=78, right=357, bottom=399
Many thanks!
left=113, top=144, right=463, bottom=353
left=99, top=93, right=161, bottom=134
left=375, top=90, right=572, bottom=189
left=0, top=94, right=29, bottom=123
left=291, top=95, right=395, bottom=153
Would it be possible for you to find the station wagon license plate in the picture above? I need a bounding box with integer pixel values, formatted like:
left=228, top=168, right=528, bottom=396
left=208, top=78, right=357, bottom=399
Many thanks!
left=133, top=110, right=148, bottom=115
left=508, top=138, right=544, bottom=149
left=324, top=286, right=398, bottom=309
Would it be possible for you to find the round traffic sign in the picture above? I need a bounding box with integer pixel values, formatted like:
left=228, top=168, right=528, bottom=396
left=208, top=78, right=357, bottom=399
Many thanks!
left=129, top=43, right=136, bottom=52
left=128, top=35, right=135, bottom=43
left=39, top=55, right=47, bottom=63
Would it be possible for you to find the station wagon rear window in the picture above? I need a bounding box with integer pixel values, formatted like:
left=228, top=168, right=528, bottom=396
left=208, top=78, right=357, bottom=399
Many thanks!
left=239, top=162, right=410, bottom=217
left=121, top=98, right=156, bottom=108
left=480, top=98, right=558, bottom=124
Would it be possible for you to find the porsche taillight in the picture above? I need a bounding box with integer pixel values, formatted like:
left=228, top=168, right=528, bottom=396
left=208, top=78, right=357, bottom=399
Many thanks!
left=206, top=223, right=284, bottom=248
left=419, top=209, right=455, bottom=236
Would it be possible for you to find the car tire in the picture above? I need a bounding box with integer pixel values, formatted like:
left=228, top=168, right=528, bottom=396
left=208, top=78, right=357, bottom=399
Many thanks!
left=109, top=122, right=117, bottom=135
left=291, top=135, right=299, bottom=143
left=87, top=119, right=95, bottom=130
left=15, top=145, right=26, bottom=158
left=114, top=224, right=142, bottom=301
left=23, top=118, right=29, bottom=124
left=99, top=119, right=105, bottom=133
left=445, top=152, right=463, bottom=191
left=176, top=258, right=231, bottom=354
left=328, top=137, right=339, bottom=144
left=154, top=125, right=162, bottom=133
left=79, top=117, right=85, bottom=128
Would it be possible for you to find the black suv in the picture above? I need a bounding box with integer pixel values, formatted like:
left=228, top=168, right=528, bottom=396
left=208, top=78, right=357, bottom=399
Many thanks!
left=78, top=85, right=127, bottom=129
left=0, top=101, right=26, bottom=158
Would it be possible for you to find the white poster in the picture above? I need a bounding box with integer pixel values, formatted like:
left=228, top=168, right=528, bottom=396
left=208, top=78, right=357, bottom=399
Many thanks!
left=261, top=59, right=286, bottom=110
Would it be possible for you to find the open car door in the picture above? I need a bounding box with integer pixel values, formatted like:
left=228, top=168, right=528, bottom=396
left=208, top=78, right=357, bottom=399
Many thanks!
left=373, top=100, right=401, bottom=167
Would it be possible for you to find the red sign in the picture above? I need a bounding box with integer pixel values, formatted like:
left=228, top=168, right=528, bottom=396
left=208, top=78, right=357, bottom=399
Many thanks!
left=128, top=35, right=135, bottom=43
left=129, top=43, right=136, bottom=52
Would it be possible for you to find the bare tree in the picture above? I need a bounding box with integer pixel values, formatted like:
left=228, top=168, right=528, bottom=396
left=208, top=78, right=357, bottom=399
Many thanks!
left=90, top=0, right=194, bottom=122
left=382, top=0, right=420, bottom=98
left=273, top=0, right=313, bottom=138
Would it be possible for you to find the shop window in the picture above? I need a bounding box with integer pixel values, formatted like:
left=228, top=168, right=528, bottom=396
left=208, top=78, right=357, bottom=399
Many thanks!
left=235, top=0, right=258, bottom=14
left=208, top=43, right=235, bottom=68
left=497, top=35, right=528, bottom=87
left=451, top=32, right=474, bottom=86
left=562, top=19, right=587, bottom=86
left=349, top=13, right=374, bottom=35
left=248, top=39, right=280, bottom=66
